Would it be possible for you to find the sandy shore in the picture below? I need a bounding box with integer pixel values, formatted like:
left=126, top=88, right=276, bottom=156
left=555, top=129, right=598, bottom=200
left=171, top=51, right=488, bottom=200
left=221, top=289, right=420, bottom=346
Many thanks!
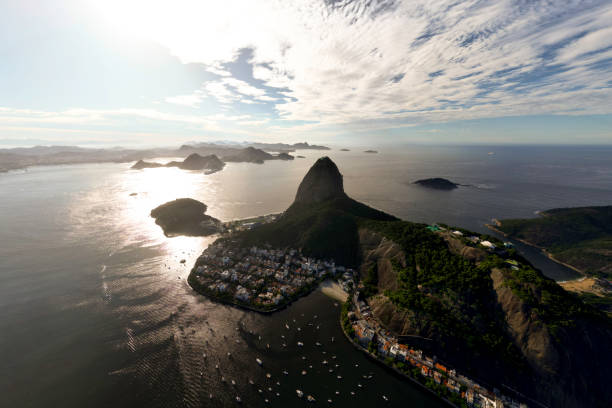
left=319, top=280, right=348, bottom=302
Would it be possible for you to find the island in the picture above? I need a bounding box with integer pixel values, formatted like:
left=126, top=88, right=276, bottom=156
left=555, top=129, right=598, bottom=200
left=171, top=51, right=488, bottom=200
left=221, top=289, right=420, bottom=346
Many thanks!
left=131, top=160, right=163, bottom=169
left=340, top=148, right=350, bottom=151
left=180, top=158, right=611, bottom=408
left=132, top=153, right=225, bottom=173
left=413, top=177, right=459, bottom=190
left=150, top=198, right=223, bottom=237
left=364, top=150, right=378, bottom=153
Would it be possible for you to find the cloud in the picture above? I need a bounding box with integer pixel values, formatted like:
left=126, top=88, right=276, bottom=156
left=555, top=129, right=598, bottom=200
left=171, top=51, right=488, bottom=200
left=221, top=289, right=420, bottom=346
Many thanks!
left=133, top=0, right=612, bottom=128
left=165, top=90, right=206, bottom=107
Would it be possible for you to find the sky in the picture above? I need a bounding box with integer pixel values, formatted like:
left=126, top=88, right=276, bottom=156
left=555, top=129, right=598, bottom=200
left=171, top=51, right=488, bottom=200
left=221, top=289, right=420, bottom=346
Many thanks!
left=1, top=0, right=611, bottom=147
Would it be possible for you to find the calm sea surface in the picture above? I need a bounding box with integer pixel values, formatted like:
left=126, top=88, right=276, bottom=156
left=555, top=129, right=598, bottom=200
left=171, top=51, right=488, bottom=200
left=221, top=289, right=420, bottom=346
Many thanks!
left=1, top=145, right=611, bottom=407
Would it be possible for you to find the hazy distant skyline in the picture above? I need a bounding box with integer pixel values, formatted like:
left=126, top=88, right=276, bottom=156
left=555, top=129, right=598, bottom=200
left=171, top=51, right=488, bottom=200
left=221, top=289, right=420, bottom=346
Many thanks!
left=1, top=0, right=612, bottom=146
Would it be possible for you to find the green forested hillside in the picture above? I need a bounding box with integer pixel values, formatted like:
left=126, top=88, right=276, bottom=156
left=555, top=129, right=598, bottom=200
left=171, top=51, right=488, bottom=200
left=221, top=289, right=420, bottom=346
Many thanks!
left=497, top=206, right=612, bottom=277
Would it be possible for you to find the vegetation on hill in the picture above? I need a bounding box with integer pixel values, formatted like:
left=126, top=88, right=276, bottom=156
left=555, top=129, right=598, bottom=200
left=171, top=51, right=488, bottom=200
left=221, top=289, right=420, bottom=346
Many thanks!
left=496, top=206, right=612, bottom=277
left=237, top=196, right=395, bottom=266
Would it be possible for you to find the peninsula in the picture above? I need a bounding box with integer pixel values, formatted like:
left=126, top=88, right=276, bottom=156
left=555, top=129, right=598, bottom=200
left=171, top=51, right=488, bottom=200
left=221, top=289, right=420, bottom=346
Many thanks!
left=182, top=157, right=611, bottom=408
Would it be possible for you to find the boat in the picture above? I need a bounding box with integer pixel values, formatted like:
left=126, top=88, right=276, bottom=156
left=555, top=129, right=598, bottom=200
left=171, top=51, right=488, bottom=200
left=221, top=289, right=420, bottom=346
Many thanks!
left=235, top=396, right=241, bottom=403
left=382, top=395, right=389, bottom=401
left=335, top=391, right=339, bottom=395
left=227, top=352, right=231, bottom=357
left=221, top=376, right=226, bottom=382
left=328, top=399, right=332, bottom=403
left=301, top=370, right=307, bottom=375
left=203, top=353, right=207, bottom=358
left=215, top=364, right=219, bottom=369
left=297, top=341, right=304, bottom=347
left=307, top=395, right=316, bottom=402
left=264, top=398, right=269, bottom=403
left=357, top=383, right=362, bottom=388
left=331, top=336, right=335, bottom=342
left=258, top=389, right=263, bottom=394
left=337, top=375, right=342, bottom=379
left=282, top=343, right=287, bottom=347
left=266, top=343, right=270, bottom=349
left=322, top=360, right=328, bottom=365
left=329, top=369, right=333, bottom=373
left=297, top=327, right=301, bottom=331
left=296, top=390, right=304, bottom=398
left=266, top=373, right=271, bottom=379
left=315, top=342, right=321, bottom=346
left=268, top=387, right=272, bottom=391
left=248, top=379, right=254, bottom=385
left=256, top=358, right=263, bottom=366
left=231, top=379, right=236, bottom=386
left=283, top=370, right=288, bottom=375
left=285, top=324, right=290, bottom=330
left=209, top=394, right=213, bottom=399
left=350, top=391, right=355, bottom=396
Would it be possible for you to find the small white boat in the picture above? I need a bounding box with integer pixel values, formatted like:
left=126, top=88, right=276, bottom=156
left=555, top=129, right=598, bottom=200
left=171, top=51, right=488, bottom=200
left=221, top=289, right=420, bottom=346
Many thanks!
left=337, top=375, right=342, bottom=379
left=315, top=342, right=321, bottom=346
left=231, top=379, right=236, bottom=386
left=209, top=393, right=213, bottom=399
left=283, top=370, right=289, bottom=375
left=307, top=395, right=316, bottom=402
left=301, top=370, right=307, bottom=375
left=296, top=389, right=304, bottom=398
left=350, top=391, right=355, bottom=395
left=335, top=391, right=339, bottom=395
left=235, top=396, right=241, bottom=403
left=256, top=358, right=263, bottom=366
left=266, top=373, right=271, bottom=379
left=357, top=383, right=362, bottom=388
left=215, top=364, right=219, bottom=369
left=382, top=395, right=389, bottom=401
left=297, top=341, right=304, bottom=347
left=266, top=343, right=270, bottom=349
left=221, top=376, right=226, bottom=382
left=285, top=324, right=290, bottom=330
left=203, top=353, right=207, bottom=358
left=248, top=379, right=254, bottom=385
left=328, top=399, right=332, bottom=403
left=227, top=352, right=231, bottom=357
left=322, top=360, right=328, bottom=365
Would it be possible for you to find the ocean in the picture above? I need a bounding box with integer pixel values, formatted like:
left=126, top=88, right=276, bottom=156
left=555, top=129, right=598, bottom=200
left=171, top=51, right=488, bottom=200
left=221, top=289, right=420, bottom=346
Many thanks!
left=1, top=145, right=611, bottom=407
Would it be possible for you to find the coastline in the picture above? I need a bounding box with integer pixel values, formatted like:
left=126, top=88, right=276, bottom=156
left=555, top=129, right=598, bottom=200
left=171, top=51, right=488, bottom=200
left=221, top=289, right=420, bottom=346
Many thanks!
left=338, top=311, right=458, bottom=408
left=485, top=223, right=586, bottom=278
left=187, top=273, right=345, bottom=315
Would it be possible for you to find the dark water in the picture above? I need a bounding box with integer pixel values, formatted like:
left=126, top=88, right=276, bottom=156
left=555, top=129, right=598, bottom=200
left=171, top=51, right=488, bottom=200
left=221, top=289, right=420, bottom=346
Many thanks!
left=1, top=145, right=611, bottom=407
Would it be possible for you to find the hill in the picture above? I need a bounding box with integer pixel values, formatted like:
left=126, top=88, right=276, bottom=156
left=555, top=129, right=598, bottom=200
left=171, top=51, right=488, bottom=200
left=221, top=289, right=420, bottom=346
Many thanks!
left=493, top=206, right=612, bottom=278
left=237, top=157, right=396, bottom=266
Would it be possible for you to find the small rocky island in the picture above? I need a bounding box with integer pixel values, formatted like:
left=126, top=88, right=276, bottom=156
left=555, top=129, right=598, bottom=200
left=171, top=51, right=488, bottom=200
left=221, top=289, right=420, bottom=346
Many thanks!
left=364, top=150, right=378, bottom=153
left=413, top=177, right=459, bottom=190
left=132, top=153, right=225, bottom=173
left=150, top=198, right=223, bottom=237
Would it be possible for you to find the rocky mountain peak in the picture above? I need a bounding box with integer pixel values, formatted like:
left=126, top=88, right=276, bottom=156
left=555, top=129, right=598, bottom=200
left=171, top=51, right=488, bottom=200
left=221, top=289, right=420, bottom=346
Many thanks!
left=294, top=157, right=346, bottom=204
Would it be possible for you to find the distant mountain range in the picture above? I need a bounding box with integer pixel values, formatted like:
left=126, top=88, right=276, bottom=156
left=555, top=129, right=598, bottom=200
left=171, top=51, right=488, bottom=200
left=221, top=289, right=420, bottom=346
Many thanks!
left=0, top=141, right=327, bottom=172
